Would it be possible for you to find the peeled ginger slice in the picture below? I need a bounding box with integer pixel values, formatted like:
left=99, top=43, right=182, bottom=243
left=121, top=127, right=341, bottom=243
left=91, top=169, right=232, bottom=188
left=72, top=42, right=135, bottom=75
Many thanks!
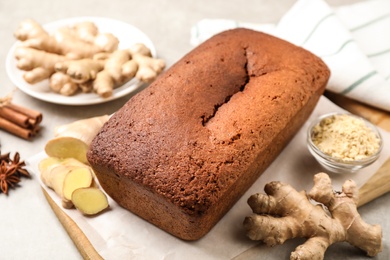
left=45, top=115, right=110, bottom=164
left=63, top=167, right=94, bottom=201
left=45, top=137, right=89, bottom=164
left=72, top=187, right=109, bottom=215
left=38, top=156, right=62, bottom=173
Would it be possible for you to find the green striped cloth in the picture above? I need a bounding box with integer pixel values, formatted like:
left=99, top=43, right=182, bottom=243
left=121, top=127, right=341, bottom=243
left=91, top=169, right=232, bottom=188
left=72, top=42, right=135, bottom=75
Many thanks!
left=190, top=0, right=390, bottom=111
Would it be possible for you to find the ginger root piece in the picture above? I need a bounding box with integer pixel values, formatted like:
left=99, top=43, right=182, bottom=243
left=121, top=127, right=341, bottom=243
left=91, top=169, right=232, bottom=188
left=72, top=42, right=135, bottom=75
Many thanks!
left=93, top=70, right=115, bottom=98
left=39, top=157, right=82, bottom=179
left=51, top=26, right=118, bottom=59
left=127, top=42, right=152, bottom=57
left=128, top=43, right=165, bottom=82
left=45, top=138, right=90, bottom=164
left=122, top=59, right=138, bottom=79
left=49, top=72, right=79, bottom=96
left=23, top=67, right=53, bottom=85
left=132, top=53, right=165, bottom=82
left=14, top=46, right=67, bottom=84
left=71, top=21, right=99, bottom=43
left=103, top=49, right=132, bottom=84
left=243, top=172, right=383, bottom=260
left=40, top=163, right=77, bottom=208
left=78, top=80, right=93, bottom=93
left=45, top=115, right=110, bottom=163
left=13, top=19, right=165, bottom=97
left=63, top=167, right=94, bottom=201
left=15, top=23, right=98, bottom=59
left=92, top=49, right=137, bottom=97
left=55, top=58, right=105, bottom=84
left=14, top=19, right=49, bottom=41
left=39, top=157, right=96, bottom=209
left=71, top=21, right=119, bottom=53
left=93, top=33, right=119, bottom=53
left=38, top=156, right=62, bottom=171
left=14, top=19, right=119, bottom=59
left=51, top=27, right=104, bottom=59
left=72, top=187, right=109, bottom=215
left=21, top=36, right=64, bottom=56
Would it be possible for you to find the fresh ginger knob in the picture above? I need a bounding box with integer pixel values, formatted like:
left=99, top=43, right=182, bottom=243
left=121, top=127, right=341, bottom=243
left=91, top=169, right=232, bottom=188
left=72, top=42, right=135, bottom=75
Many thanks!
left=244, top=172, right=383, bottom=259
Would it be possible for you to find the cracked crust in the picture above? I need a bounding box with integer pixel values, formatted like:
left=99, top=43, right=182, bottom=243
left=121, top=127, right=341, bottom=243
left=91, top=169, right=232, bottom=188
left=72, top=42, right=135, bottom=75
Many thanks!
left=87, top=28, right=330, bottom=240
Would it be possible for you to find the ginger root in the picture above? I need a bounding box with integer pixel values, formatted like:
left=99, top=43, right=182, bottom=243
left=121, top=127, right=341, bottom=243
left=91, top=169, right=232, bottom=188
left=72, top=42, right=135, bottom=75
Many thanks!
left=39, top=157, right=92, bottom=208
left=14, top=19, right=49, bottom=41
left=14, top=19, right=165, bottom=98
left=128, top=43, right=165, bottom=82
left=40, top=115, right=111, bottom=215
left=45, top=115, right=109, bottom=164
left=91, top=43, right=165, bottom=97
left=93, top=49, right=138, bottom=98
left=49, top=72, right=79, bottom=96
left=243, top=172, right=382, bottom=260
left=15, top=19, right=118, bottom=59
left=55, top=58, right=105, bottom=84
left=63, top=167, right=94, bottom=201
left=70, top=21, right=119, bottom=53
left=39, top=156, right=108, bottom=215
left=71, top=21, right=99, bottom=43
left=13, top=19, right=115, bottom=87
left=72, top=187, right=109, bottom=215
left=14, top=46, right=67, bottom=84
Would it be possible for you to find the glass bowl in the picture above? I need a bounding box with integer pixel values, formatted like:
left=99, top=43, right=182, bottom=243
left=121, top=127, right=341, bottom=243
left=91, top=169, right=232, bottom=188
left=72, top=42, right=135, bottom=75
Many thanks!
left=307, top=112, right=383, bottom=174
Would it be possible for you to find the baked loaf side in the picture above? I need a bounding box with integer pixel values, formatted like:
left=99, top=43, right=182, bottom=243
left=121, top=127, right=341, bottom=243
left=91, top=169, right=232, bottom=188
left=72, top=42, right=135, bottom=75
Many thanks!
left=87, top=28, right=330, bottom=240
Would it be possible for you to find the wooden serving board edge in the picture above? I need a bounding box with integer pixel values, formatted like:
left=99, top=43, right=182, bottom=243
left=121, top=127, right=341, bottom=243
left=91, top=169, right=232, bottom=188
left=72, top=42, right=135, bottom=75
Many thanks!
left=42, top=188, right=103, bottom=260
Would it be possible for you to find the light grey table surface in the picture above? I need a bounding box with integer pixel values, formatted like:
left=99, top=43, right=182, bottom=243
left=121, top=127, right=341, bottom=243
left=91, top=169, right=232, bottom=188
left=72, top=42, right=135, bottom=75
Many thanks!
left=1, top=0, right=389, bottom=259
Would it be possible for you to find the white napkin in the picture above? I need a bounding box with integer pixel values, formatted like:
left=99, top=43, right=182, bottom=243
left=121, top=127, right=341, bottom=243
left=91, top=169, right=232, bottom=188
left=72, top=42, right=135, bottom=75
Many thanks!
left=191, top=0, right=390, bottom=112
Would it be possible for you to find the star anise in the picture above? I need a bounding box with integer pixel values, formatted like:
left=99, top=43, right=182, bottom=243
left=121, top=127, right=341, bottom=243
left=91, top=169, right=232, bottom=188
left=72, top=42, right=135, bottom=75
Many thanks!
left=0, top=151, right=10, bottom=163
left=0, top=161, right=20, bottom=195
left=10, top=152, right=30, bottom=177
left=0, top=150, right=30, bottom=195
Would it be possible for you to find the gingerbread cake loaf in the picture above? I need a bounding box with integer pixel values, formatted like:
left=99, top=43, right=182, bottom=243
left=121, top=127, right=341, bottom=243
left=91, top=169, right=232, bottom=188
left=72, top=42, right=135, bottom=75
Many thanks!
left=87, top=28, right=330, bottom=240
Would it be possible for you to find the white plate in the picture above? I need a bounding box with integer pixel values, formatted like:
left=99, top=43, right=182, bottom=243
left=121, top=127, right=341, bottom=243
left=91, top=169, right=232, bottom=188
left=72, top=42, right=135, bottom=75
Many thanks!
left=6, top=17, right=157, bottom=106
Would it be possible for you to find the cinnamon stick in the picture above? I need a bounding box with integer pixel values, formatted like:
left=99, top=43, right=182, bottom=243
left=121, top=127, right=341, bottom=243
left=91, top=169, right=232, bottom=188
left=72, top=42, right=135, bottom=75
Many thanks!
left=6, top=103, right=42, bottom=125
left=0, top=98, right=43, bottom=140
left=31, top=125, right=40, bottom=135
left=0, top=117, right=33, bottom=140
left=0, top=106, right=30, bottom=128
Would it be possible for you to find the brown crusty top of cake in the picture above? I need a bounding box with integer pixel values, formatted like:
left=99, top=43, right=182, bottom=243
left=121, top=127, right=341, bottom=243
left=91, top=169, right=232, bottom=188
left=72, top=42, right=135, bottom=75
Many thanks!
left=87, top=28, right=330, bottom=216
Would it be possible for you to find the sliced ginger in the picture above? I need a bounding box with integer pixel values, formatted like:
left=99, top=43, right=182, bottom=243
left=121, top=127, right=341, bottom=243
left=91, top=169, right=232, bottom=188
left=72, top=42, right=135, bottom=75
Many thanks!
left=38, top=156, right=62, bottom=173
left=244, top=172, right=382, bottom=259
left=45, top=137, right=90, bottom=164
left=45, top=115, right=109, bottom=164
left=40, top=157, right=90, bottom=208
left=39, top=156, right=108, bottom=215
left=72, top=187, right=109, bottom=215
left=41, top=115, right=110, bottom=216
left=63, top=167, right=94, bottom=201
left=41, top=163, right=77, bottom=208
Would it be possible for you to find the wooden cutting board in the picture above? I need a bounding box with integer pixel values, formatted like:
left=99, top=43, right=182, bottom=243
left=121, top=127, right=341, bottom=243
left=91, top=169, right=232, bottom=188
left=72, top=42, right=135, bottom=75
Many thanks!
left=43, top=92, right=390, bottom=259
